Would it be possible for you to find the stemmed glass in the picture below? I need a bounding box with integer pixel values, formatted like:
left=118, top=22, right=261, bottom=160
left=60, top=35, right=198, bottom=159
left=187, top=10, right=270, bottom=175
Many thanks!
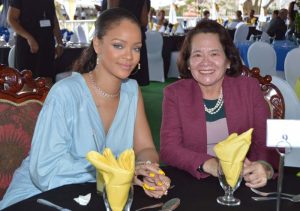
left=217, top=161, right=243, bottom=206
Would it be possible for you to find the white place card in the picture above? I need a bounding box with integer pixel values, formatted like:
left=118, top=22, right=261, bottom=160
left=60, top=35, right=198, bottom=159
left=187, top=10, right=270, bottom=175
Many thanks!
left=267, top=119, right=300, bottom=148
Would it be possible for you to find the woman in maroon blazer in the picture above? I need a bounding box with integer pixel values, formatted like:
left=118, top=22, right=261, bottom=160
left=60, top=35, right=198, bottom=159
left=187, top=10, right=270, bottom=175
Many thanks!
left=160, top=20, right=277, bottom=189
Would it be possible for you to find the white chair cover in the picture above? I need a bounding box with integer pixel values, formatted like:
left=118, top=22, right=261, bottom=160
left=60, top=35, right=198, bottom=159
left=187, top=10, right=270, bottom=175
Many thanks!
left=247, top=42, right=277, bottom=76
left=158, top=26, right=165, bottom=33
left=168, top=51, right=180, bottom=78
left=284, top=48, right=300, bottom=88
left=271, top=75, right=300, bottom=119
left=69, top=33, right=78, bottom=43
left=259, top=31, right=271, bottom=43
left=145, top=31, right=165, bottom=82
left=8, top=45, right=15, bottom=68
left=227, top=21, right=238, bottom=29
left=285, top=148, right=300, bottom=167
left=234, top=24, right=249, bottom=43
left=175, top=24, right=184, bottom=34
left=76, top=25, right=88, bottom=44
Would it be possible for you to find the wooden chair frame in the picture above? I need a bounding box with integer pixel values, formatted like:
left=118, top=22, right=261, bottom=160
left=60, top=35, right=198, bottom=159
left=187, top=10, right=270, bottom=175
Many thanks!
left=0, top=64, right=49, bottom=103
left=241, top=66, right=285, bottom=119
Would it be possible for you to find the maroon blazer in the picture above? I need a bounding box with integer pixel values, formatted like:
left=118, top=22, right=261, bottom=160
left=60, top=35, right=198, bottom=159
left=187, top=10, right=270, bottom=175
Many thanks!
left=160, top=76, right=278, bottom=179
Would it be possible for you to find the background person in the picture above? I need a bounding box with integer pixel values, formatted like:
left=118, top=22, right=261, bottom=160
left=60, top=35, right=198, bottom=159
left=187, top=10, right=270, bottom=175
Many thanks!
left=160, top=20, right=276, bottom=189
left=0, top=8, right=170, bottom=209
left=266, top=8, right=288, bottom=40
left=203, top=10, right=210, bottom=20
left=7, top=0, right=63, bottom=82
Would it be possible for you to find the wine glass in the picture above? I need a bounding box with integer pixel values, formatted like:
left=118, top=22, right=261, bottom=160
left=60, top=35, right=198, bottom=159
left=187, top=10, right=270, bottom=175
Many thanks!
left=217, top=161, right=243, bottom=206
left=103, top=184, right=134, bottom=211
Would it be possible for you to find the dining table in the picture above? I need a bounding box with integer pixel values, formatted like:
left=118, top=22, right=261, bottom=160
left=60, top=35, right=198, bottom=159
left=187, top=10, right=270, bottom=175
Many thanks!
left=3, top=166, right=300, bottom=211
left=235, top=40, right=298, bottom=71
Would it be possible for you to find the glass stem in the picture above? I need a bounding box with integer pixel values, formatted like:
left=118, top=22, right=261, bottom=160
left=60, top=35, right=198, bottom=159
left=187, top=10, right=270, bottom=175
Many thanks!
left=225, top=188, right=234, bottom=200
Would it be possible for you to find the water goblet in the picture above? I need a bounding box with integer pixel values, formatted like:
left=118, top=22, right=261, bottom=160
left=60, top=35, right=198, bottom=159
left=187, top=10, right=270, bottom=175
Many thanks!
left=217, top=161, right=243, bottom=206
left=96, top=171, right=105, bottom=195
left=103, top=184, right=134, bottom=211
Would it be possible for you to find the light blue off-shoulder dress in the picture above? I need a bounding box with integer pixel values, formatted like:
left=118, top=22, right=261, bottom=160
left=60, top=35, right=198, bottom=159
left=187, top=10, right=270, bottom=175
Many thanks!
left=0, top=72, right=139, bottom=209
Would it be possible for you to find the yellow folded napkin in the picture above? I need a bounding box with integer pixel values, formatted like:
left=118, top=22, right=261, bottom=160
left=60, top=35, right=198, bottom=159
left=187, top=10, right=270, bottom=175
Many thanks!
left=87, top=148, right=135, bottom=211
left=213, top=128, right=253, bottom=188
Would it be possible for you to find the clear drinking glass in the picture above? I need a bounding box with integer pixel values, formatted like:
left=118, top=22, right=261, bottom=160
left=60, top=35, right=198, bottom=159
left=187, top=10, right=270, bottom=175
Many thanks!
left=96, top=171, right=104, bottom=195
left=103, top=185, right=134, bottom=211
left=217, top=161, right=243, bottom=206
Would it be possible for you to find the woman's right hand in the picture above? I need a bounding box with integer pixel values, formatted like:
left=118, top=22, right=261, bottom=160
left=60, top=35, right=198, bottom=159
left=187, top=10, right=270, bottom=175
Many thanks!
left=133, top=161, right=171, bottom=198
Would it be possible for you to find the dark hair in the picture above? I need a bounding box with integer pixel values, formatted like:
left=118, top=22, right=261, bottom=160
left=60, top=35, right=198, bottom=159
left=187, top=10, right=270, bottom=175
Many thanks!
left=236, top=10, right=242, bottom=17
left=288, top=1, right=296, bottom=22
left=177, top=20, right=242, bottom=79
left=273, top=10, right=279, bottom=16
left=203, top=10, right=210, bottom=16
left=73, top=8, right=140, bottom=73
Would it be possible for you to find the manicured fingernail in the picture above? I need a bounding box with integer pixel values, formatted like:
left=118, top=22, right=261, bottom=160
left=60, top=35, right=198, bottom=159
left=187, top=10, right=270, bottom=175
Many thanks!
left=149, top=172, right=155, bottom=177
left=143, top=183, right=156, bottom=191
left=157, top=181, right=163, bottom=186
left=158, top=170, right=165, bottom=175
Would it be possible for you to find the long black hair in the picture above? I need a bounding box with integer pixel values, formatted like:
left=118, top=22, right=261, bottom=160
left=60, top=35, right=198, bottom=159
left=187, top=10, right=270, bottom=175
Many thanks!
left=72, top=8, right=140, bottom=73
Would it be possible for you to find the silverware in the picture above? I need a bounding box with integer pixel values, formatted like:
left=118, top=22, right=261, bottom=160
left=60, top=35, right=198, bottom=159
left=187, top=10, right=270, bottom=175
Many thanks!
left=135, top=198, right=180, bottom=211
left=159, top=198, right=180, bottom=211
left=252, top=196, right=300, bottom=202
left=135, top=202, right=164, bottom=211
left=37, top=199, right=72, bottom=211
left=250, top=188, right=295, bottom=197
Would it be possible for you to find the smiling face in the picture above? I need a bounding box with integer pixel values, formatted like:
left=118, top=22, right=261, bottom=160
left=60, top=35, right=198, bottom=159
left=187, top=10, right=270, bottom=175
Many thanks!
left=93, top=19, right=142, bottom=80
left=189, top=33, right=230, bottom=90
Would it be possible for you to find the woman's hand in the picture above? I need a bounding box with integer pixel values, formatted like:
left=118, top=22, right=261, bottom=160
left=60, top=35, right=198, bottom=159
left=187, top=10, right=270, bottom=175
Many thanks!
left=133, top=161, right=171, bottom=198
left=203, top=158, right=218, bottom=177
left=243, top=158, right=270, bottom=188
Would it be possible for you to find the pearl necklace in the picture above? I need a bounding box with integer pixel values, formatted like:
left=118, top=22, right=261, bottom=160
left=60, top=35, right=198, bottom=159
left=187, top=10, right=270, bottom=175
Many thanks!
left=204, top=89, right=224, bottom=115
left=88, top=71, right=120, bottom=98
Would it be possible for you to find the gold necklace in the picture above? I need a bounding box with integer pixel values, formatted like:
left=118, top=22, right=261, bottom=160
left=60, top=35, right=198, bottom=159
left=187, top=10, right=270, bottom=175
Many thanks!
left=88, top=71, right=120, bottom=98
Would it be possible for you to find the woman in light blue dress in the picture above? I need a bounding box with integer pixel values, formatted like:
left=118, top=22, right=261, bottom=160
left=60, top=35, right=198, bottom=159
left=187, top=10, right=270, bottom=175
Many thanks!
left=0, top=8, right=170, bottom=209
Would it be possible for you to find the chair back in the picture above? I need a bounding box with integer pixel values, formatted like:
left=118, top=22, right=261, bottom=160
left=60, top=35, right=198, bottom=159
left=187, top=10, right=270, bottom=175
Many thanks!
left=284, top=48, right=300, bottom=88
left=145, top=31, right=165, bottom=82
left=247, top=42, right=277, bottom=76
left=168, top=51, right=180, bottom=78
left=0, top=65, right=49, bottom=199
left=271, top=75, right=300, bottom=119
left=234, top=24, right=249, bottom=43
left=8, top=45, right=15, bottom=68
left=241, top=66, right=285, bottom=119
left=76, top=25, right=88, bottom=44
left=260, top=31, right=271, bottom=43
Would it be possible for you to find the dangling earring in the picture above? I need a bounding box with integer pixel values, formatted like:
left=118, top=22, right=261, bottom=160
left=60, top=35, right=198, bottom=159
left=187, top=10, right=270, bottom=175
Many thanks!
left=131, top=63, right=140, bottom=76
left=96, top=56, right=100, bottom=65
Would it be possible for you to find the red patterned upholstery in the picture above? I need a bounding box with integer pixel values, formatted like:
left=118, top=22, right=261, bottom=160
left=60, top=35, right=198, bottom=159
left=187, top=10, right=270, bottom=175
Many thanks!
left=0, top=65, right=49, bottom=199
